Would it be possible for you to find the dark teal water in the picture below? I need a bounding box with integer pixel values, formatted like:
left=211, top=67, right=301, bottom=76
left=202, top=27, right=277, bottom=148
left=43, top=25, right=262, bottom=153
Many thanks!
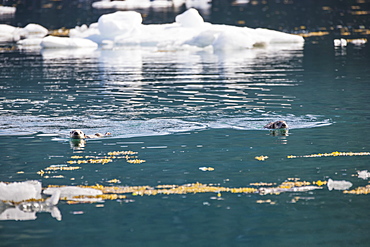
left=0, top=42, right=370, bottom=246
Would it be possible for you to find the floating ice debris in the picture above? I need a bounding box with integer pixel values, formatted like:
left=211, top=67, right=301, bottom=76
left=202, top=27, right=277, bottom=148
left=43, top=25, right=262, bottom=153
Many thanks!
left=0, top=6, right=16, bottom=15
left=98, top=11, right=142, bottom=40
left=0, top=24, right=20, bottom=42
left=21, top=24, right=48, bottom=38
left=40, top=36, right=98, bottom=49
left=0, top=181, right=42, bottom=202
left=348, top=38, right=367, bottom=45
left=199, top=167, right=215, bottom=171
left=334, top=38, right=347, bottom=47
left=17, top=38, right=44, bottom=47
left=357, top=170, right=370, bottom=180
left=176, top=8, right=204, bottom=28
left=1, top=23, right=47, bottom=45
left=327, top=179, right=352, bottom=191
left=287, top=151, right=370, bottom=159
left=255, top=156, right=268, bottom=161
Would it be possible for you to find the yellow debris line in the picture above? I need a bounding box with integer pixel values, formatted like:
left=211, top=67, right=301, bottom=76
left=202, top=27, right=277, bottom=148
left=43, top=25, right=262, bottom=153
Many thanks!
left=66, top=151, right=144, bottom=165
left=344, top=185, right=370, bottom=195
left=2, top=198, right=46, bottom=206
left=255, top=156, right=268, bottom=161
left=287, top=151, right=370, bottom=159
left=108, top=151, right=138, bottom=155
left=71, top=194, right=127, bottom=200
left=199, top=167, right=215, bottom=171
left=127, top=159, right=146, bottom=164
left=278, top=181, right=311, bottom=188
left=67, top=159, right=113, bottom=165
left=107, top=179, right=121, bottom=183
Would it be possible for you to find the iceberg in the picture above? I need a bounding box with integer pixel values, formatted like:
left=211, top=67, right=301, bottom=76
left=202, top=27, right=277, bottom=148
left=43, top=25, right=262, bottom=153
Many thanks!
left=6, top=8, right=303, bottom=51
left=67, top=8, right=304, bottom=51
left=327, top=179, right=352, bottom=191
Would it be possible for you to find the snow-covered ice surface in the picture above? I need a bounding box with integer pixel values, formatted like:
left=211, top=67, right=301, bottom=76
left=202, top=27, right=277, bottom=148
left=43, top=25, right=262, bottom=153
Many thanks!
left=7, top=8, right=303, bottom=51
left=0, top=181, right=42, bottom=202
left=69, top=8, right=304, bottom=51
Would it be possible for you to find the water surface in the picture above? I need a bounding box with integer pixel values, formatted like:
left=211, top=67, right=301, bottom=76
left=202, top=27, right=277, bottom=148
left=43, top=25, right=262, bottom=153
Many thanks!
left=1, top=42, right=370, bottom=246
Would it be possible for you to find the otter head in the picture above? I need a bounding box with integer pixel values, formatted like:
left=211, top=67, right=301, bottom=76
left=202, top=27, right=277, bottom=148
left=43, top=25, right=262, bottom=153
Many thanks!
left=276, top=121, right=288, bottom=129
left=70, top=129, right=86, bottom=139
left=264, top=121, right=288, bottom=129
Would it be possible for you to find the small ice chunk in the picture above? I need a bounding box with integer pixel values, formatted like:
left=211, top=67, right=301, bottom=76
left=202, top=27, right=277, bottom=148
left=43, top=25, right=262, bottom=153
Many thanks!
left=357, top=170, right=370, bottom=180
left=334, top=38, right=347, bottom=47
left=21, top=24, right=48, bottom=38
left=175, top=8, right=204, bottom=28
left=349, top=39, right=367, bottom=45
left=327, top=178, right=352, bottom=191
left=0, top=181, right=42, bottom=202
left=0, top=24, right=20, bottom=42
left=0, top=6, right=16, bottom=15
left=98, top=11, right=142, bottom=40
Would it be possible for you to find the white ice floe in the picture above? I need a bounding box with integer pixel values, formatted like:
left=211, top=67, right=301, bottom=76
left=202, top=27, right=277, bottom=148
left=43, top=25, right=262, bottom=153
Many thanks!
left=259, top=186, right=322, bottom=195
left=349, top=38, right=367, bottom=45
left=17, top=38, right=44, bottom=47
left=1, top=23, right=47, bottom=44
left=0, top=180, right=62, bottom=221
left=0, top=24, right=20, bottom=42
left=357, top=170, right=370, bottom=180
left=0, top=6, right=16, bottom=15
left=21, top=23, right=48, bottom=38
left=40, top=36, right=98, bottom=49
left=67, top=8, right=304, bottom=51
left=7, top=8, right=303, bottom=51
left=0, top=191, right=61, bottom=221
left=43, top=186, right=103, bottom=202
left=334, top=38, right=347, bottom=47
left=0, top=181, right=42, bottom=202
left=327, top=178, right=352, bottom=191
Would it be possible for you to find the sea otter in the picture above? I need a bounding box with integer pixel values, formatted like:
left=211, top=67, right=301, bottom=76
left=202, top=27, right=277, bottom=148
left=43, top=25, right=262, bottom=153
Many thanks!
left=70, top=129, right=111, bottom=139
left=264, top=121, right=288, bottom=129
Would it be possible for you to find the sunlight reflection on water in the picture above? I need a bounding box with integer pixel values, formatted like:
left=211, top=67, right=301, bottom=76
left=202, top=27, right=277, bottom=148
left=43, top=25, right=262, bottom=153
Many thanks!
left=0, top=44, right=334, bottom=138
